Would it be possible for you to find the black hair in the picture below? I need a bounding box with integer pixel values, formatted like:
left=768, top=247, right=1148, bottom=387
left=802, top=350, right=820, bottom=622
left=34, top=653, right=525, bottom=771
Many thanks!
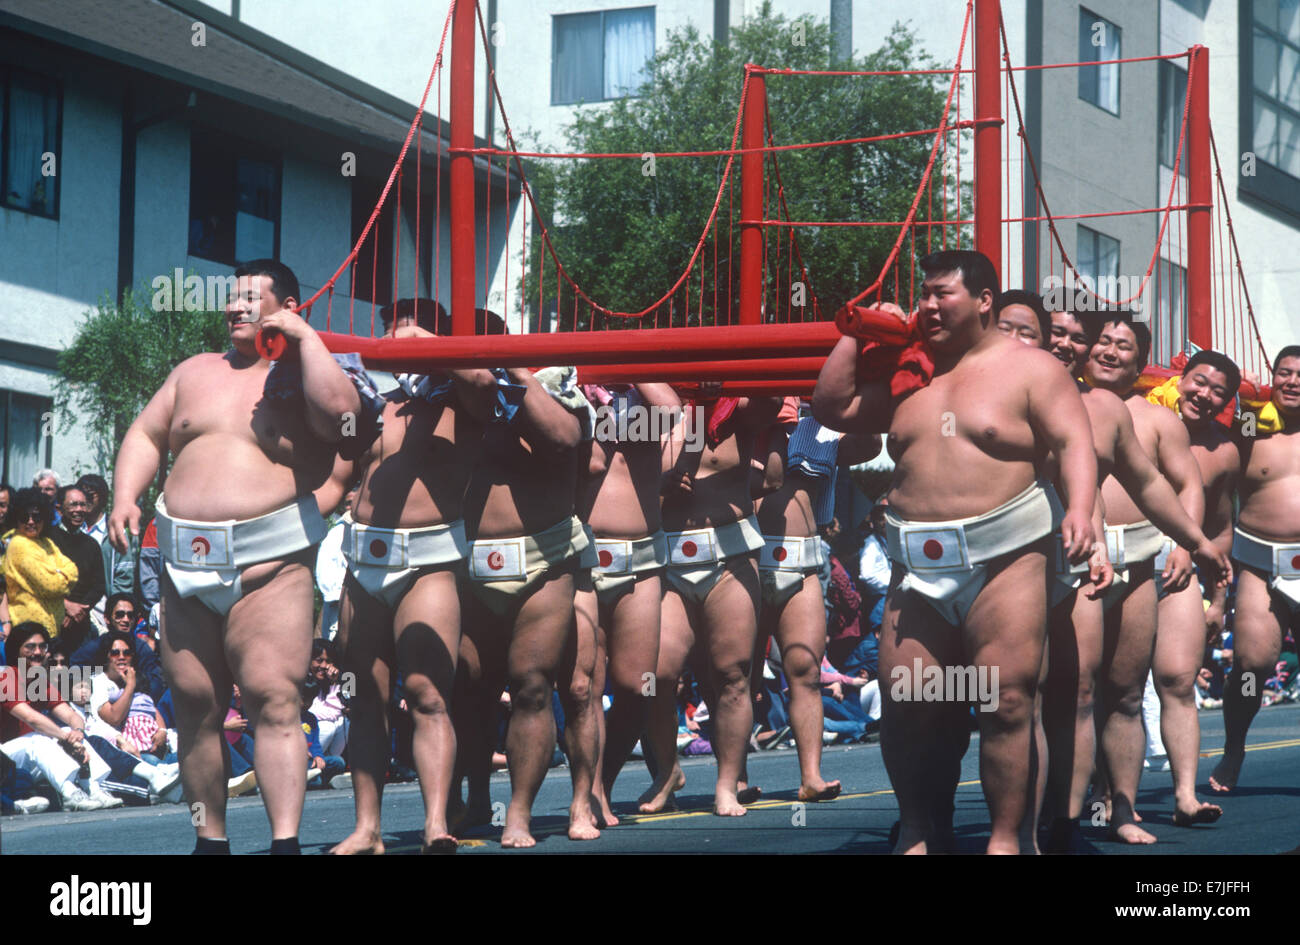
left=311, top=638, right=337, bottom=662
left=918, top=250, right=1000, bottom=303
left=11, top=487, right=53, bottom=532
left=995, top=289, right=1051, bottom=346
left=380, top=297, right=449, bottom=334
left=76, top=473, right=108, bottom=505
left=475, top=308, right=507, bottom=335
left=1095, top=311, right=1151, bottom=370
left=234, top=259, right=300, bottom=309
left=4, top=622, right=50, bottom=667
left=57, top=483, right=88, bottom=508
left=100, top=630, right=136, bottom=664
left=1272, top=345, right=1300, bottom=374
left=1183, top=350, right=1242, bottom=396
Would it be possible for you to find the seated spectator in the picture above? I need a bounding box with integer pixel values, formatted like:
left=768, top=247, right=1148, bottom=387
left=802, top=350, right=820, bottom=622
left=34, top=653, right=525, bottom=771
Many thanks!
left=819, top=655, right=871, bottom=743
left=65, top=672, right=181, bottom=804
left=48, top=484, right=106, bottom=648
left=0, top=622, right=120, bottom=810
left=2, top=488, right=77, bottom=638
left=309, top=639, right=349, bottom=757
left=301, top=682, right=346, bottom=788
left=89, top=631, right=176, bottom=766
left=70, top=594, right=166, bottom=701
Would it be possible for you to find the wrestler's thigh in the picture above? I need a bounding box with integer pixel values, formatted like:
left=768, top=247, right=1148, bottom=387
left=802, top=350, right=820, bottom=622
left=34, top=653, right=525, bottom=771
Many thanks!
left=699, top=558, right=761, bottom=673
left=773, top=574, right=827, bottom=668
left=393, top=569, right=461, bottom=694
left=508, top=568, right=577, bottom=682
left=964, top=545, right=1049, bottom=690
left=1231, top=568, right=1285, bottom=669
left=458, top=583, right=507, bottom=686
left=337, top=575, right=397, bottom=693
left=607, top=574, right=662, bottom=690
left=658, top=585, right=696, bottom=680
left=224, top=558, right=315, bottom=700
left=160, top=576, right=231, bottom=709
left=1049, top=591, right=1104, bottom=683
left=1102, top=570, right=1158, bottom=692
left=1153, top=582, right=1207, bottom=684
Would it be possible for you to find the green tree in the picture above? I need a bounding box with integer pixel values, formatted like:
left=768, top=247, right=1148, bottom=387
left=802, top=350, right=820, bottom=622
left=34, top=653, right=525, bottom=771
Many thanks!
left=522, top=4, right=964, bottom=329
left=56, top=288, right=226, bottom=479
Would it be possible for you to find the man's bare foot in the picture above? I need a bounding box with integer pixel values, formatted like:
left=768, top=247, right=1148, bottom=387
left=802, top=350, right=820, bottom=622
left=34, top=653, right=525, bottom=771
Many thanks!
left=595, top=790, right=619, bottom=827
left=893, top=821, right=928, bottom=855
left=1209, top=750, right=1244, bottom=793
left=328, top=829, right=385, bottom=855
left=501, top=808, right=536, bottom=849
left=637, top=766, right=685, bottom=814
left=568, top=803, right=602, bottom=840
left=421, top=833, right=459, bottom=854
left=1111, top=822, right=1157, bottom=844
left=713, top=788, right=748, bottom=817
left=797, top=779, right=842, bottom=802
left=1172, top=799, right=1223, bottom=826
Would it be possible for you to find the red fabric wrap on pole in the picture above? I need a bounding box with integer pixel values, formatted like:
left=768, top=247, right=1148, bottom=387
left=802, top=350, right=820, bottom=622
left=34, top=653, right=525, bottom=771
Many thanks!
left=1187, top=45, right=1212, bottom=351
left=739, top=68, right=766, bottom=326
left=835, top=304, right=935, bottom=401
left=974, top=0, right=1002, bottom=281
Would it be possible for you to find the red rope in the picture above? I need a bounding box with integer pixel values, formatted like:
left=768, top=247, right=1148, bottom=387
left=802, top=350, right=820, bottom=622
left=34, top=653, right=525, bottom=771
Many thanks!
left=1209, top=128, right=1269, bottom=369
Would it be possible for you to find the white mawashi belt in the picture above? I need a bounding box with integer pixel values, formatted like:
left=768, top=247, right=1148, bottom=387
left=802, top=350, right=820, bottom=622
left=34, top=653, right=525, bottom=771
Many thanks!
left=667, top=529, right=717, bottom=566
left=469, top=538, right=527, bottom=579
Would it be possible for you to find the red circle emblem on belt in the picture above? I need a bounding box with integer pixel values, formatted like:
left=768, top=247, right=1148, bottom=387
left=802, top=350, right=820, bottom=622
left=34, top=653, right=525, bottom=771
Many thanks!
left=1292, top=553, right=1300, bottom=569
left=191, top=536, right=210, bottom=556
left=369, top=539, right=388, bottom=558
left=487, top=551, right=505, bottom=571
left=773, top=546, right=788, bottom=562
left=598, top=549, right=613, bottom=568
left=682, top=541, right=698, bottom=558
left=923, top=539, right=944, bottom=560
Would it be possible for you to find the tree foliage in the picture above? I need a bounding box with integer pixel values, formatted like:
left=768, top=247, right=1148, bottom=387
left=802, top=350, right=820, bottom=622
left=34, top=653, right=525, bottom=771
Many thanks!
left=522, top=4, right=962, bottom=329
left=56, top=289, right=226, bottom=471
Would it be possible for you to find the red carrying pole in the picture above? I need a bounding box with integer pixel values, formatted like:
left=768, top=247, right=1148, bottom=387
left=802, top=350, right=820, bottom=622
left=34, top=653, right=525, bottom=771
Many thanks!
left=1187, top=45, right=1212, bottom=350
left=974, top=0, right=1002, bottom=282
left=450, top=0, right=476, bottom=335
left=739, top=68, right=766, bottom=325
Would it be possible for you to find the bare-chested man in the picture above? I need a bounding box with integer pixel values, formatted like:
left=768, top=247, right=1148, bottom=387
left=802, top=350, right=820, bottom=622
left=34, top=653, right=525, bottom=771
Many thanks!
left=456, top=323, right=593, bottom=847
left=1011, top=308, right=1229, bottom=849
left=329, top=298, right=499, bottom=855
left=753, top=413, right=879, bottom=802
left=1212, top=345, right=1300, bottom=792
left=109, top=260, right=367, bottom=854
left=814, top=250, right=1099, bottom=855
left=638, top=387, right=781, bottom=816
left=569, top=383, right=678, bottom=827
left=1147, top=350, right=1242, bottom=823
left=1082, top=316, right=1231, bottom=844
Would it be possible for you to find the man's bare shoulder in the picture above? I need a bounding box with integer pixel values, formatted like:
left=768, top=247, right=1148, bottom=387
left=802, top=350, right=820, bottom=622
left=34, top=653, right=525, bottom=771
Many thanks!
left=1081, top=384, right=1127, bottom=418
left=171, top=351, right=235, bottom=377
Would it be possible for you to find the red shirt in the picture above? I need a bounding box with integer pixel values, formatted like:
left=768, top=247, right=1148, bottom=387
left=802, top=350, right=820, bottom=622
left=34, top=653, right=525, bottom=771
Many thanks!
left=0, top=665, right=65, bottom=741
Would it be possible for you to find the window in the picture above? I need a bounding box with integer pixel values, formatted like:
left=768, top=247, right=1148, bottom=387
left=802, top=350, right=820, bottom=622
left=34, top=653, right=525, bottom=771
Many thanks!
left=188, top=127, right=280, bottom=264
left=1076, top=224, right=1120, bottom=296
left=1158, top=60, right=1189, bottom=175
left=1154, top=259, right=1187, bottom=365
left=552, top=7, right=655, bottom=105
left=1078, top=8, right=1121, bottom=115
left=1249, top=0, right=1300, bottom=177
left=350, top=177, right=396, bottom=310
left=2, top=68, right=60, bottom=218
left=0, top=390, right=53, bottom=487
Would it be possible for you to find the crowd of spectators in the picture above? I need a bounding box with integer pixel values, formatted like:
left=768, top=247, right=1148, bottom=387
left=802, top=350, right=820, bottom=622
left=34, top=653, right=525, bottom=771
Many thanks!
left=0, top=469, right=363, bottom=816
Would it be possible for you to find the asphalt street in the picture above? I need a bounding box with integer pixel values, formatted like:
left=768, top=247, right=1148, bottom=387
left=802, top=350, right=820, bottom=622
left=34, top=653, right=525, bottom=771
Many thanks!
left=4, top=702, right=1297, bottom=855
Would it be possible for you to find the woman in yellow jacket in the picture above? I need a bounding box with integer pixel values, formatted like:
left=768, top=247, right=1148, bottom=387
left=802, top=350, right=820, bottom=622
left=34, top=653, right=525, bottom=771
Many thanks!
left=2, top=488, right=77, bottom=637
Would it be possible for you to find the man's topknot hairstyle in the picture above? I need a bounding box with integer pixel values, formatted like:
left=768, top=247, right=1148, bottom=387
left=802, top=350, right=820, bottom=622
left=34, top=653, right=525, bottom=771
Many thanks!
left=234, top=259, right=300, bottom=310
left=918, top=250, right=1000, bottom=303
left=1184, top=350, right=1242, bottom=396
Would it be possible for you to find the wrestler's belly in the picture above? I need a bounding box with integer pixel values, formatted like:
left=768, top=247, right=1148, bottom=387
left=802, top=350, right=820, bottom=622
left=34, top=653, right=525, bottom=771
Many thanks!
left=887, top=453, right=1038, bottom=522
left=1099, top=474, right=1145, bottom=526
left=464, top=468, right=577, bottom=539
left=756, top=482, right=816, bottom=537
left=661, top=470, right=752, bottom=531
left=1238, top=478, right=1300, bottom=542
left=164, top=436, right=328, bottom=521
left=353, top=454, right=470, bottom=529
left=583, top=452, right=661, bottom=538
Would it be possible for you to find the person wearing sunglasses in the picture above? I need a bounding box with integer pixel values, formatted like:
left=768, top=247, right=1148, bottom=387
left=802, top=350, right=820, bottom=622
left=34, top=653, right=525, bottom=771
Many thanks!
left=1, top=489, right=78, bottom=638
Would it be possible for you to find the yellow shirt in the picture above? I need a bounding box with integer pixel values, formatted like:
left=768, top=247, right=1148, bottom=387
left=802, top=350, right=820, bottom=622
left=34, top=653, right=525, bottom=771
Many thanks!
left=1, top=533, right=78, bottom=636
